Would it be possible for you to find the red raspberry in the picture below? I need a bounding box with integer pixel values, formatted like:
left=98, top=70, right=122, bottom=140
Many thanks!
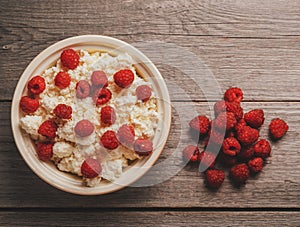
left=226, top=102, right=244, bottom=120
left=237, top=126, right=259, bottom=145
left=205, top=169, right=225, bottom=188
left=189, top=115, right=210, bottom=136
left=53, top=104, right=72, bottom=119
left=222, top=137, right=241, bottom=157
left=113, top=69, right=134, bottom=88
left=100, top=130, right=119, bottom=150
left=198, top=151, right=216, bottom=168
left=214, top=112, right=237, bottom=131
left=100, top=106, right=116, bottom=125
left=54, top=72, right=71, bottom=89
left=81, top=158, right=102, bottom=178
left=214, top=100, right=243, bottom=120
left=27, top=75, right=46, bottom=95
left=36, top=142, right=54, bottom=162
left=117, top=124, right=135, bottom=147
left=133, top=138, right=153, bottom=156
left=60, top=48, right=80, bottom=70
left=92, top=88, right=112, bottom=106
left=20, top=96, right=39, bottom=113
left=235, top=118, right=247, bottom=132
left=136, top=85, right=152, bottom=102
left=244, top=109, right=265, bottom=128
left=224, top=87, right=243, bottom=103
left=248, top=157, right=264, bottom=173
left=76, top=80, right=91, bottom=99
left=269, top=118, right=289, bottom=140
left=38, top=120, right=58, bottom=139
left=74, top=120, right=94, bottom=137
left=238, top=145, right=254, bottom=161
left=230, top=163, right=249, bottom=185
left=253, top=139, right=271, bottom=159
left=182, top=145, right=199, bottom=162
left=91, top=70, right=108, bottom=88
left=218, top=153, right=237, bottom=167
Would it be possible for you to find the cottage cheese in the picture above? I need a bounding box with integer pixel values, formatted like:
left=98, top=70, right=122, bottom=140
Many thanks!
left=20, top=115, right=43, bottom=140
left=19, top=50, right=159, bottom=186
left=53, top=141, right=74, bottom=158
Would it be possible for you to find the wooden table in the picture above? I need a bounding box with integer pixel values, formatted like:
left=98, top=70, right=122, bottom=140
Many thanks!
left=1, top=0, right=299, bottom=226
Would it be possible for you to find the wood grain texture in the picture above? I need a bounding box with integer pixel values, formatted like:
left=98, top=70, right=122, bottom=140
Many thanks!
left=1, top=0, right=300, bottom=37
left=0, top=211, right=299, bottom=226
left=1, top=101, right=299, bottom=208
left=1, top=0, right=300, bottom=225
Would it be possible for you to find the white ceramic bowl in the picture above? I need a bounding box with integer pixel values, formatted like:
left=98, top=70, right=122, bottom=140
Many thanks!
left=11, top=35, right=171, bottom=195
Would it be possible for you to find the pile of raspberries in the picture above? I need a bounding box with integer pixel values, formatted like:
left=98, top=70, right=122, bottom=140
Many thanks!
left=183, top=87, right=289, bottom=188
left=20, top=49, right=154, bottom=167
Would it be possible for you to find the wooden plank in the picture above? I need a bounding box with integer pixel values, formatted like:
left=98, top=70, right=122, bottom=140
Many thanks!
left=0, top=211, right=299, bottom=226
left=1, top=0, right=300, bottom=37
left=1, top=35, right=300, bottom=101
left=1, top=101, right=299, bottom=208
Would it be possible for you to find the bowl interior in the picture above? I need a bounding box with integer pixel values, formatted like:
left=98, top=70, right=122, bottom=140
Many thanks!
left=11, top=35, right=171, bottom=195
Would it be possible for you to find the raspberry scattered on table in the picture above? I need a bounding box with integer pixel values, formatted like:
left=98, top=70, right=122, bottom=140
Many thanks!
left=184, top=86, right=288, bottom=189
left=236, top=125, right=259, bottom=145
left=244, top=109, right=265, bottom=129
left=224, top=87, right=243, bottom=103
left=238, top=145, right=254, bottom=162
left=205, top=169, right=225, bottom=188
left=189, top=115, right=210, bottom=136
left=235, top=118, right=247, bottom=132
left=222, top=137, right=241, bottom=157
left=214, top=112, right=237, bottom=131
left=230, top=163, right=249, bottom=185
left=248, top=157, right=264, bottom=173
left=269, top=118, right=289, bottom=140
left=253, top=139, right=271, bottom=159
left=214, top=100, right=243, bottom=120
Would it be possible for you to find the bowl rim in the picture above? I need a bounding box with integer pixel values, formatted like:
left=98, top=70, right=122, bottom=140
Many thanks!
left=11, top=35, right=171, bottom=195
